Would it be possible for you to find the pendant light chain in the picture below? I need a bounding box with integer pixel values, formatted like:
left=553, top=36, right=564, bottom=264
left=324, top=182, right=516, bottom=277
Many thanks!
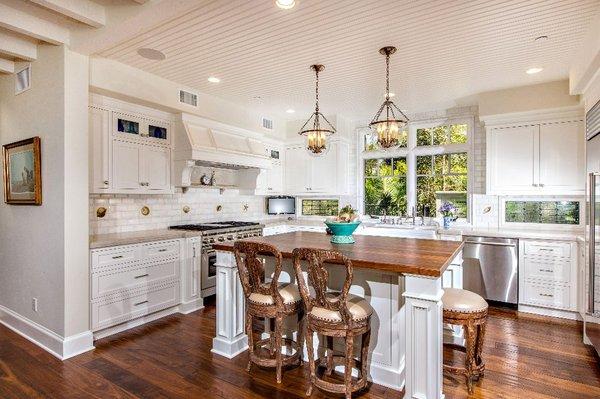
left=385, top=51, right=390, bottom=101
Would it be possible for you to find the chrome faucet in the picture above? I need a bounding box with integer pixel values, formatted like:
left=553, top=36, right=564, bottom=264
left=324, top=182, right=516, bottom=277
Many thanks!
left=411, top=207, right=416, bottom=225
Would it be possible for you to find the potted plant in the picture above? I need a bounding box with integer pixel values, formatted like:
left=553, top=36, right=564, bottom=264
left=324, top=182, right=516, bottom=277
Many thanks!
left=439, top=201, right=457, bottom=229
left=324, top=205, right=361, bottom=244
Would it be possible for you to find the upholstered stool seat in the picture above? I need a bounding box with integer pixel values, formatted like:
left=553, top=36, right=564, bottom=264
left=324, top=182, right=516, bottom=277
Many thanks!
left=442, top=288, right=488, bottom=394
left=443, top=288, right=488, bottom=313
left=309, top=293, right=374, bottom=323
left=249, top=283, right=302, bottom=305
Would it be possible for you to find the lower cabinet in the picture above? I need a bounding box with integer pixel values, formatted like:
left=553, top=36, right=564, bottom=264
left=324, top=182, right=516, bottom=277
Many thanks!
left=518, top=239, right=578, bottom=315
left=90, top=239, right=182, bottom=332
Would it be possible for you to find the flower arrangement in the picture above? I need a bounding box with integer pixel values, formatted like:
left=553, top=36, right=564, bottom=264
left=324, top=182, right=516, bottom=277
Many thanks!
left=439, top=201, right=457, bottom=218
left=335, top=204, right=358, bottom=222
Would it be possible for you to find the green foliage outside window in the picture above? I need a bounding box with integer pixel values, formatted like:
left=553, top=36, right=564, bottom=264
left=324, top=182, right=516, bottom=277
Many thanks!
left=416, top=124, right=467, bottom=146
left=416, top=152, right=468, bottom=218
left=364, top=158, right=407, bottom=216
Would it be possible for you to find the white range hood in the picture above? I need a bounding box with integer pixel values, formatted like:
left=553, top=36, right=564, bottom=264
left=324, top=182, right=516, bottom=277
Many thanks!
left=173, top=113, right=272, bottom=188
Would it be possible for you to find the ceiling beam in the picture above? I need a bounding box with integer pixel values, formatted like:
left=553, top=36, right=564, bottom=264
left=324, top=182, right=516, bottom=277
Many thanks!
left=0, top=3, right=70, bottom=45
left=0, top=31, right=37, bottom=61
left=0, top=57, right=15, bottom=74
left=28, top=0, right=106, bottom=28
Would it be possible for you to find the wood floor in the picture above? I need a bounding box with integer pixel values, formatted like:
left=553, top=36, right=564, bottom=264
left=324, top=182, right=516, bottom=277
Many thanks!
left=0, top=300, right=599, bottom=398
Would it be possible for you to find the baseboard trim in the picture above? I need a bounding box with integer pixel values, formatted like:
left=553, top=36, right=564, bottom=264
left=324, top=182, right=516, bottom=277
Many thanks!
left=179, top=299, right=204, bottom=315
left=0, top=304, right=94, bottom=360
left=93, top=305, right=179, bottom=340
left=518, top=304, right=581, bottom=321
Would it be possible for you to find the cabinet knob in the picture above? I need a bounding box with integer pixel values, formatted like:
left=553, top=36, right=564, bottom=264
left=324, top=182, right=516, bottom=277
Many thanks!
left=532, top=183, right=538, bottom=187
left=103, top=180, right=109, bottom=185
left=539, top=183, right=545, bottom=187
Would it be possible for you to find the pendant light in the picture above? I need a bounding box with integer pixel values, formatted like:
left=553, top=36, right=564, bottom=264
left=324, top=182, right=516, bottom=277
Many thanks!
left=298, top=64, right=336, bottom=156
left=369, top=46, right=409, bottom=150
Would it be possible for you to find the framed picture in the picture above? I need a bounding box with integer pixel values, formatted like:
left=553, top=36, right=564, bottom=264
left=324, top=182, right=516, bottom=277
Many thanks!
left=3, top=137, right=42, bottom=205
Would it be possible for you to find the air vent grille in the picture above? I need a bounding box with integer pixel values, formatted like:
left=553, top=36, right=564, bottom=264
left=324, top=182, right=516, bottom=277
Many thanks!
left=262, top=117, right=274, bottom=130
left=179, top=90, right=198, bottom=107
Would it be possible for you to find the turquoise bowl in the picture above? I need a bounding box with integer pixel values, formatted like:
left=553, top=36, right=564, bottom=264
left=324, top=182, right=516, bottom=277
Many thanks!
left=324, top=220, right=362, bottom=244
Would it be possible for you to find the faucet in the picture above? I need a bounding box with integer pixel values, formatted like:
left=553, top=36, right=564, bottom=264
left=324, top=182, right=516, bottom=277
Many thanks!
left=411, top=207, right=416, bottom=225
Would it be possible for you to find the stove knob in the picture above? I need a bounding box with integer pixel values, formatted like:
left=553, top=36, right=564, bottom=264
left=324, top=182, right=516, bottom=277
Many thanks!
left=210, top=238, right=215, bottom=243
left=218, top=237, right=224, bottom=242
left=227, top=235, right=234, bottom=240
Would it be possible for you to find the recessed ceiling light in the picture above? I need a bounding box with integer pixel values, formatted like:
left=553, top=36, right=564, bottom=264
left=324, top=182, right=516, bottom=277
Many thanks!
left=286, top=109, right=295, bottom=113
left=275, top=0, right=295, bottom=9
left=526, top=67, right=543, bottom=74
left=137, top=48, right=166, bottom=61
left=534, top=35, right=549, bottom=42
left=207, top=76, right=220, bottom=83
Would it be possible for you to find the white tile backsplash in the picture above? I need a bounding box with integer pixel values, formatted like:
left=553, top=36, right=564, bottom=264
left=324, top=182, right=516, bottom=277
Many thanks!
left=90, top=188, right=282, bottom=234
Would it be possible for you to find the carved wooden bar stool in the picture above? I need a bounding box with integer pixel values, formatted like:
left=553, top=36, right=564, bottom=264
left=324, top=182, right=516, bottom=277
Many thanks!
left=442, top=288, right=488, bottom=394
left=292, top=248, right=373, bottom=399
left=234, top=241, right=304, bottom=383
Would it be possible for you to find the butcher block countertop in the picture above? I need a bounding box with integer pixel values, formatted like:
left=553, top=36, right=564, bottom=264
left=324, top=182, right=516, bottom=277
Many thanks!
left=213, top=231, right=463, bottom=277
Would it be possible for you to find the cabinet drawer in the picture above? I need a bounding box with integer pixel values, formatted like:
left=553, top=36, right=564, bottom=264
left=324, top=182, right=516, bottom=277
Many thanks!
left=91, top=283, right=179, bottom=331
left=141, top=240, right=180, bottom=262
left=523, top=241, right=571, bottom=258
left=522, top=256, right=571, bottom=283
left=521, top=281, right=570, bottom=310
left=91, top=260, right=179, bottom=300
left=92, top=247, right=138, bottom=270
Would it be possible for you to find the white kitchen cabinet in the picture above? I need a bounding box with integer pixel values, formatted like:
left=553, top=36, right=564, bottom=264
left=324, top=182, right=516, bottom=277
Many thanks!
left=181, top=238, right=202, bottom=310
left=284, top=140, right=349, bottom=195
left=89, top=100, right=173, bottom=194
left=267, top=162, right=283, bottom=193
left=486, top=120, right=584, bottom=195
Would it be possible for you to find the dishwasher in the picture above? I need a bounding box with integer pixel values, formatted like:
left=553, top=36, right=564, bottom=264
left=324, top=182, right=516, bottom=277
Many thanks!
left=462, top=236, right=519, bottom=305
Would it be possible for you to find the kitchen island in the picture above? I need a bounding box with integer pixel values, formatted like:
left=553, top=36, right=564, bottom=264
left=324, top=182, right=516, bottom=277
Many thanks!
left=213, top=231, right=463, bottom=399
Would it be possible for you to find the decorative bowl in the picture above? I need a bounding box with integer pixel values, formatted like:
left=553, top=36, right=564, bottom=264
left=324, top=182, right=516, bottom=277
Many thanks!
left=324, top=220, right=361, bottom=244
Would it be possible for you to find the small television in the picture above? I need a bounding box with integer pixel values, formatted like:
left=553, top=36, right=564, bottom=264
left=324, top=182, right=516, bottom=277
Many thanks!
left=267, top=196, right=296, bottom=215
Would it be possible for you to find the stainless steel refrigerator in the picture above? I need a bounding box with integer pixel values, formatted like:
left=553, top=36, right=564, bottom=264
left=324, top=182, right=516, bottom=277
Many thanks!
left=585, top=99, right=600, bottom=356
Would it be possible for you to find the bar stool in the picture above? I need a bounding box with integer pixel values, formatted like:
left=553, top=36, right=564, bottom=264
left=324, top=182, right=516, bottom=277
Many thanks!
left=234, top=241, right=304, bottom=383
left=292, top=248, right=373, bottom=399
left=442, top=288, right=488, bottom=394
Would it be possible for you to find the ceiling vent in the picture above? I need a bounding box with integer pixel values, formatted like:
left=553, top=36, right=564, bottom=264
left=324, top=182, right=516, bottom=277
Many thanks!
left=179, top=89, right=198, bottom=107
left=261, top=117, right=274, bottom=130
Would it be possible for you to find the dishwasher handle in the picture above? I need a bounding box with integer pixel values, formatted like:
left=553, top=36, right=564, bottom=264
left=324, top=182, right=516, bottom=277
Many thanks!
left=463, top=240, right=517, bottom=248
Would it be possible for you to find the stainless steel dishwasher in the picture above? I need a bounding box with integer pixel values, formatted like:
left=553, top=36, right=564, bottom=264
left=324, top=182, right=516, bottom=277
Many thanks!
left=462, top=236, right=519, bottom=305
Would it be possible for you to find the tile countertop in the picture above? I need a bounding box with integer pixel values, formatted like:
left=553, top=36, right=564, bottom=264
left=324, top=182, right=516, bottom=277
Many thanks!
left=439, top=226, right=584, bottom=242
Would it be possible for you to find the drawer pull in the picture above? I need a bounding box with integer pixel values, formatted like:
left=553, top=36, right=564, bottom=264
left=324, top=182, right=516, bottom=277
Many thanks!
left=134, top=273, right=149, bottom=279
left=112, top=255, right=124, bottom=259
left=538, top=248, right=553, bottom=252
left=134, top=300, right=149, bottom=306
left=539, top=269, right=553, bottom=273
left=539, top=293, right=554, bottom=298
left=158, top=249, right=168, bottom=252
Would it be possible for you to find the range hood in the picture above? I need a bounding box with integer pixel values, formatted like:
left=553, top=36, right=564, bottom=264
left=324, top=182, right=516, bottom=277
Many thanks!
left=173, top=113, right=271, bottom=187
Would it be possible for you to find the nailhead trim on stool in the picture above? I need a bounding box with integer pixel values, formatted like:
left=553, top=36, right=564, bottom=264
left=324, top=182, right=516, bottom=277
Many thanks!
left=442, top=288, right=488, bottom=394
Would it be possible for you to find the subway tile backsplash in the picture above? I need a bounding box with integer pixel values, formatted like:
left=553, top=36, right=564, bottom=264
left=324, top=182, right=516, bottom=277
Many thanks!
left=90, top=188, right=282, bottom=235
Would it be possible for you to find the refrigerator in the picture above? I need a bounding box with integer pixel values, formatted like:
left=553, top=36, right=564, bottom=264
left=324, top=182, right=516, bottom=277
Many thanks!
left=585, top=98, right=600, bottom=356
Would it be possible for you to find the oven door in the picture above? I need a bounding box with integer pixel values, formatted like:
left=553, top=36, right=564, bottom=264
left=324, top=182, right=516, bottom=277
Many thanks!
left=201, top=248, right=217, bottom=296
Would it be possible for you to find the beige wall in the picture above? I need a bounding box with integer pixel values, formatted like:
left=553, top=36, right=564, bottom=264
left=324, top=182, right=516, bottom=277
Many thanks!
left=89, top=57, right=286, bottom=140
left=0, top=45, right=90, bottom=338
left=0, top=45, right=67, bottom=335
left=478, top=80, right=580, bottom=117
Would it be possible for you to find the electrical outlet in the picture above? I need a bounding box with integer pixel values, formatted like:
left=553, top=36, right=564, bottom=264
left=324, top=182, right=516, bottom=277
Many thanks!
left=32, top=298, right=38, bottom=312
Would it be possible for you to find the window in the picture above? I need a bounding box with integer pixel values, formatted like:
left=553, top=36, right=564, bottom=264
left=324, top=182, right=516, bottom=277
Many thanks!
left=364, top=157, right=407, bottom=216
left=505, top=201, right=580, bottom=225
left=360, top=120, right=471, bottom=219
left=302, top=199, right=339, bottom=216
left=416, top=124, right=467, bottom=146
left=416, top=153, right=467, bottom=217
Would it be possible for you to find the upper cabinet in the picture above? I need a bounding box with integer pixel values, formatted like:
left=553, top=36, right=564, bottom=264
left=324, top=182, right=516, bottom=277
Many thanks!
left=284, top=140, right=349, bottom=195
left=486, top=119, right=584, bottom=195
left=89, top=96, right=173, bottom=195
left=255, top=144, right=284, bottom=195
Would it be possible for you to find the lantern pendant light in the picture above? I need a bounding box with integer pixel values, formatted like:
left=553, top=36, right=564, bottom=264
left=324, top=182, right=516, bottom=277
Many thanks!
left=369, top=46, right=409, bottom=150
left=298, top=64, right=336, bottom=156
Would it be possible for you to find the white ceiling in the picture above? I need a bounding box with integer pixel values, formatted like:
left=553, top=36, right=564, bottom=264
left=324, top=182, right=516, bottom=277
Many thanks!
left=96, top=0, right=600, bottom=121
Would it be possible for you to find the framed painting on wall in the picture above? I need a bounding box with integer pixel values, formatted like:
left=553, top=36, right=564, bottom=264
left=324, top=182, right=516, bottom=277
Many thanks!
left=3, top=137, right=42, bottom=205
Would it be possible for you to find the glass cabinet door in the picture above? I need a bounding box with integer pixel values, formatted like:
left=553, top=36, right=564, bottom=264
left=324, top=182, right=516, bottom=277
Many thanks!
left=117, top=118, right=140, bottom=136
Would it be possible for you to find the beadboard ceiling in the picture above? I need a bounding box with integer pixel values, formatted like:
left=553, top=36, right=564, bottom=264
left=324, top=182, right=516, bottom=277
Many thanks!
left=97, top=0, right=600, bottom=120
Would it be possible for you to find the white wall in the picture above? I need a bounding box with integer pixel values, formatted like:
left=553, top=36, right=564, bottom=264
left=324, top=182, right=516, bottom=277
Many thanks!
left=0, top=45, right=66, bottom=335
left=0, top=44, right=90, bottom=338
left=477, top=80, right=580, bottom=117
left=89, top=57, right=286, bottom=140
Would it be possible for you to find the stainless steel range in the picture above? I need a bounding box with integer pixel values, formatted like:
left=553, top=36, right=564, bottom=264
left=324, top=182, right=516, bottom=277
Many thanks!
left=170, top=221, right=263, bottom=297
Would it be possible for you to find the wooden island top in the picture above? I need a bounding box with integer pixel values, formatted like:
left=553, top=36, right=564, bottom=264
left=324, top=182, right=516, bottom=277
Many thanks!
left=213, top=231, right=463, bottom=277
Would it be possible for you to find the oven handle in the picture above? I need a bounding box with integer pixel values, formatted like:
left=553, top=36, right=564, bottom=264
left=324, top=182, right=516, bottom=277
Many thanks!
left=463, top=240, right=517, bottom=248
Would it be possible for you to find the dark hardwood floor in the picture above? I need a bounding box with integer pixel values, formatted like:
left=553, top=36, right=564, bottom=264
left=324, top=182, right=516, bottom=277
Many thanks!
left=1, top=300, right=599, bottom=398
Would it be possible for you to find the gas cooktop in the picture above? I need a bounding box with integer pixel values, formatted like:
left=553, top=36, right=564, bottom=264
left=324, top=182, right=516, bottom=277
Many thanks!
left=169, top=221, right=261, bottom=232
